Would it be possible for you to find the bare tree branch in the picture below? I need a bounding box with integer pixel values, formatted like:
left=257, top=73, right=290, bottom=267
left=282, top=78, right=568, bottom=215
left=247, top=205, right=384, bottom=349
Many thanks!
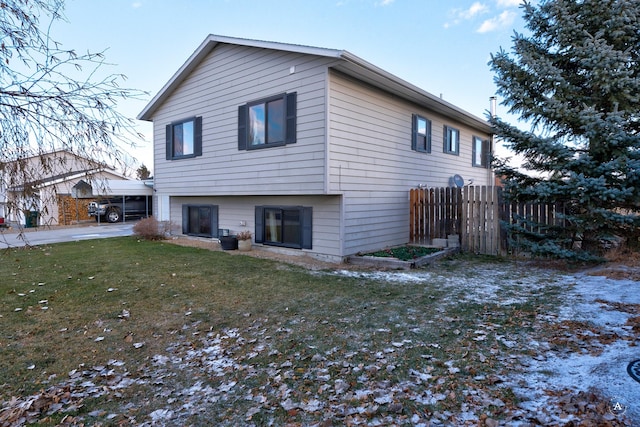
left=0, top=0, right=147, bottom=229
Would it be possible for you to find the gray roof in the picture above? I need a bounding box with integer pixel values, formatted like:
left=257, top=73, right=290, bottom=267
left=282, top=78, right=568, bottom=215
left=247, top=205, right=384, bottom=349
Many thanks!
left=138, top=34, right=492, bottom=133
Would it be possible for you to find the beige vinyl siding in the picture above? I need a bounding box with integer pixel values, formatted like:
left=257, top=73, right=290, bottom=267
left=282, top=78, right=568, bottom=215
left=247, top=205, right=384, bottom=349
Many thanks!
left=170, top=195, right=342, bottom=260
left=152, top=44, right=333, bottom=196
left=327, top=71, right=493, bottom=255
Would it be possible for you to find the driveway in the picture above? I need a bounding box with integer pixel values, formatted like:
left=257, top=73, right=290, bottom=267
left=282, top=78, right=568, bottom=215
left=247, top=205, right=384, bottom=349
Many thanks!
left=0, top=222, right=135, bottom=248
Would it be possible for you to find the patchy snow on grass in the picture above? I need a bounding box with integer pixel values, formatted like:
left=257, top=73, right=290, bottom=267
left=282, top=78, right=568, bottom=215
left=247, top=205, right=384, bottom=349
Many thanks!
left=333, top=265, right=559, bottom=306
left=334, top=265, right=639, bottom=424
left=510, top=272, right=640, bottom=423
left=4, top=260, right=638, bottom=426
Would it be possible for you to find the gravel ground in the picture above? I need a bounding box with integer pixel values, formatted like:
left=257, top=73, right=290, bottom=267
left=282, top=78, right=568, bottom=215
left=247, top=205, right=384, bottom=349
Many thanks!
left=165, top=236, right=366, bottom=271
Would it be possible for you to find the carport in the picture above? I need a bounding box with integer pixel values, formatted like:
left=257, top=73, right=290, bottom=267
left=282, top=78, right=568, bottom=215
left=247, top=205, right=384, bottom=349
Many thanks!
left=83, top=179, right=153, bottom=223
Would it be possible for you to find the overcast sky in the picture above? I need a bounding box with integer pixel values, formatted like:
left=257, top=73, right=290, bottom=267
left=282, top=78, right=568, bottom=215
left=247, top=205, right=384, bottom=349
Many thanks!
left=54, top=0, right=529, bottom=173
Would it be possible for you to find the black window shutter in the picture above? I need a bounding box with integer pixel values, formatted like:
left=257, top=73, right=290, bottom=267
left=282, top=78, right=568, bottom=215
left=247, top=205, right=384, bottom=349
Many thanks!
left=411, top=115, right=418, bottom=151
left=426, top=120, right=431, bottom=152
left=210, top=205, right=219, bottom=237
left=285, top=92, right=297, bottom=144
left=301, top=206, right=312, bottom=249
left=194, top=116, right=203, bottom=156
left=443, top=126, right=448, bottom=153
left=181, top=205, right=189, bottom=234
left=254, top=207, right=264, bottom=243
left=166, top=124, right=172, bottom=160
left=472, top=138, right=477, bottom=165
left=484, top=139, right=491, bottom=168
left=238, top=105, right=247, bottom=150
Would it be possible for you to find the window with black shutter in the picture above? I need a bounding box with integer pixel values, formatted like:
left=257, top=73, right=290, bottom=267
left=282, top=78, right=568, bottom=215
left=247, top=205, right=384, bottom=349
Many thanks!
left=166, top=116, right=202, bottom=160
left=472, top=136, right=491, bottom=168
left=444, top=125, right=460, bottom=155
left=182, top=205, right=218, bottom=237
left=411, top=114, right=431, bottom=153
left=238, top=92, right=296, bottom=150
left=255, top=205, right=311, bottom=249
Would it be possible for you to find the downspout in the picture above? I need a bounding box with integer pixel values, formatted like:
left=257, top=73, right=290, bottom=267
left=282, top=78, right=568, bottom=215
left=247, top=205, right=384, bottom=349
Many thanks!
left=144, top=178, right=154, bottom=218
left=489, top=96, right=497, bottom=186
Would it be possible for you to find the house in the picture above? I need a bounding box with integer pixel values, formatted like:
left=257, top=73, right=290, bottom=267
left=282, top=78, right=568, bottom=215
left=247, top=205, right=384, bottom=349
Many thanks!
left=138, top=35, right=494, bottom=262
left=0, top=150, right=129, bottom=226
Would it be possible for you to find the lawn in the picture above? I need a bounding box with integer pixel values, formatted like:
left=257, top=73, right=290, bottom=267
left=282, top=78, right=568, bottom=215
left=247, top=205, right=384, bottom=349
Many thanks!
left=0, top=238, right=636, bottom=426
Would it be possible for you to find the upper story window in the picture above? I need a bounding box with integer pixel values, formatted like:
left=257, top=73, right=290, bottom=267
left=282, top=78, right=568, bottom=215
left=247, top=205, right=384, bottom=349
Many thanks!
left=443, top=125, right=460, bottom=155
left=166, top=117, right=202, bottom=160
left=238, top=92, right=297, bottom=150
left=411, top=114, right=431, bottom=153
left=472, top=136, right=491, bottom=168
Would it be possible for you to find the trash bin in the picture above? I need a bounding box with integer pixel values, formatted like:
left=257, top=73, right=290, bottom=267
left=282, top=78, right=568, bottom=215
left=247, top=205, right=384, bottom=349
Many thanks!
left=25, top=211, right=39, bottom=228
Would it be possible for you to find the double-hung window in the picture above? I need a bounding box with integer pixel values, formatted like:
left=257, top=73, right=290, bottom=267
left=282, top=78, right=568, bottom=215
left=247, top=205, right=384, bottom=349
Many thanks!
left=443, top=125, right=460, bottom=155
left=166, top=117, right=203, bottom=160
left=182, top=204, right=218, bottom=238
left=238, top=92, right=297, bottom=150
left=411, top=114, right=431, bottom=153
left=472, top=136, right=491, bottom=168
left=255, top=205, right=312, bottom=249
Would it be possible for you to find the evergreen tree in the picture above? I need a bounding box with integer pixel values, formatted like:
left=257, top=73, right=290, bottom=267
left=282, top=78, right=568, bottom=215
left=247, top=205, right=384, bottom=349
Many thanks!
left=136, top=164, right=151, bottom=180
left=490, top=0, right=640, bottom=260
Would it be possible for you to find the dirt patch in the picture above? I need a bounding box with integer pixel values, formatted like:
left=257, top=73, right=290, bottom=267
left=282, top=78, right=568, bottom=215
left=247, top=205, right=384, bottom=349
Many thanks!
left=164, top=236, right=367, bottom=271
left=586, top=264, right=640, bottom=281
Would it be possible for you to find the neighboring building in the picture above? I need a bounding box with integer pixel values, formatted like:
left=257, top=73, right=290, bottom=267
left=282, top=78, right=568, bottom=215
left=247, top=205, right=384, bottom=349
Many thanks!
left=0, top=150, right=127, bottom=226
left=138, top=34, right=494, bottom=262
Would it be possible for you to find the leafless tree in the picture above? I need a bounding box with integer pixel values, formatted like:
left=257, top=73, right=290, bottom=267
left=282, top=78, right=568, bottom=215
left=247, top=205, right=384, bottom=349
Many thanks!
left=0, top=0, right=146, bottom=229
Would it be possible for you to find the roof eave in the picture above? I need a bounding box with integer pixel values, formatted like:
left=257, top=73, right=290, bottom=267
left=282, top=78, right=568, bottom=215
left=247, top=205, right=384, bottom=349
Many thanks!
left=336, top=52, right=492, bottom=134
left=138, top=35, right=492, bottom=135
left=137, top=34, right=343, bottom=121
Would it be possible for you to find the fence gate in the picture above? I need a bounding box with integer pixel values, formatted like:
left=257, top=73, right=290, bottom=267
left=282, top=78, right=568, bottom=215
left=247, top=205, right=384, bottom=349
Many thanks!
left=409, top=186, right=462, bottom=244
left=459, top=185, right=502, bottom=255
left=410, top=186, right=565, bottom=255
left=410, top=186, right=501, bottom=254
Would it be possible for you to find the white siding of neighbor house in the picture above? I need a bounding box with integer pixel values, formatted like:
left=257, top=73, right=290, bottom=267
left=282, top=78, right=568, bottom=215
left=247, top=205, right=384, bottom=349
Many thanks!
left=151, top=44, right=334, bottom=196
left=170, top=195, right=343, bottom=261
left=327, top=71, right=493, bottom=255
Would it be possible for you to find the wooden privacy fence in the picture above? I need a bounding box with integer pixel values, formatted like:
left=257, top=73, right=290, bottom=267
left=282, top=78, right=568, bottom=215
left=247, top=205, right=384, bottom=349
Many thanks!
left=409, top=186, right=564, bottom=255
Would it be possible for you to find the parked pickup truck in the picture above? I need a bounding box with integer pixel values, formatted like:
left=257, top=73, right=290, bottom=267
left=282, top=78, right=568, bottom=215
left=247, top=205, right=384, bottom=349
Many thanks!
left=88, top=196, right=152, bottom=223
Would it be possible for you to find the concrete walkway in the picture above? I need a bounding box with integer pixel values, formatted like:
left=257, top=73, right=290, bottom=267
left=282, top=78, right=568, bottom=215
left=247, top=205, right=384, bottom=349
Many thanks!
left=0, top=222, right=135, bottom=248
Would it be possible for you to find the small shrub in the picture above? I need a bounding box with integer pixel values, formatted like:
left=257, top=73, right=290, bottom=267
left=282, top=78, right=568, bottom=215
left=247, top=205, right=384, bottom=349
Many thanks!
left=236, top=230, right=252, bottom=240
left=133, top=217, right=170, bottom=240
